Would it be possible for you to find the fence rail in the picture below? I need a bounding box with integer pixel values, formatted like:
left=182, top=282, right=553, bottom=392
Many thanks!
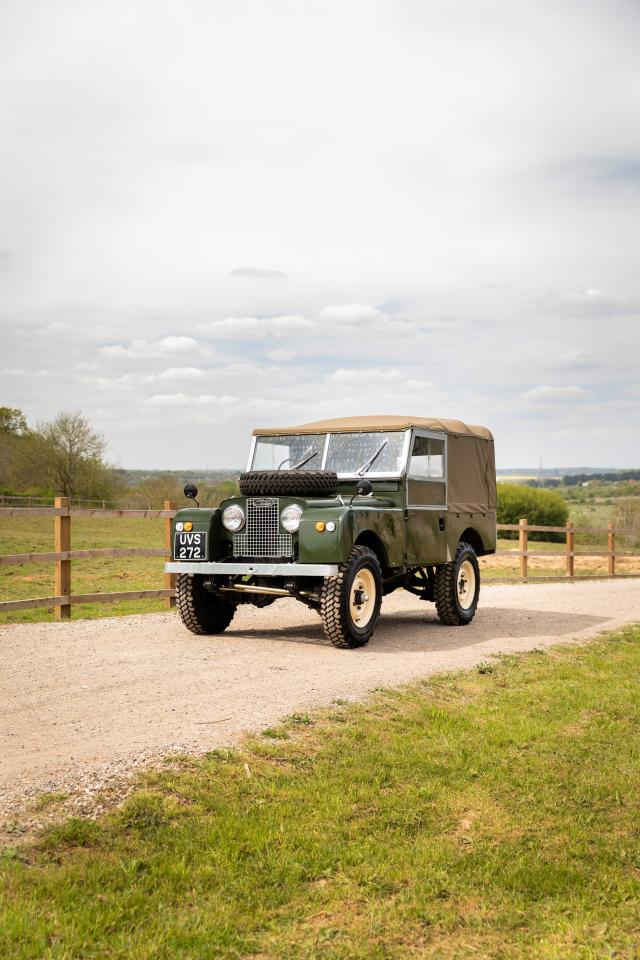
left=496, top=518, right=635, bottom=580
left=0, top=497, right=177, bottom=617
left=0, top=508, right=637, bottom=618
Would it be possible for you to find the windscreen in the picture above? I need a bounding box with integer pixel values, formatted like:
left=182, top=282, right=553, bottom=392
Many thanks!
left=252, top=434, right=327, bottom=471
left=325, top=432, right=405, bottom=475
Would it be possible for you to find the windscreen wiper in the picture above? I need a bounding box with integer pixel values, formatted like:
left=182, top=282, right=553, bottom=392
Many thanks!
left=356, top=439, right=388, bottom=476
left=291, top=449, right=318, bottom=470
left=277, top=448, right=318, bottom=470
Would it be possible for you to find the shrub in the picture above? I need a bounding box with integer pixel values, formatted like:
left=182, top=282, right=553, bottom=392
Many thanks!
left=497, top=483, right=569, bottom=541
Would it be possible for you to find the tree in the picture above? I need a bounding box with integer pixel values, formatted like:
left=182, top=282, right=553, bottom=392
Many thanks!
left=0, top=406, right=33, bottom=492
left=33, top=412, right=120, bottom=500
left=0, top=406, right=28, bottom=436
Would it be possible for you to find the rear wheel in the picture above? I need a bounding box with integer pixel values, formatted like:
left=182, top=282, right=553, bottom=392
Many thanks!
left=434, top=542, right=480, bottom=626
left=176, top=574, right=236, bottom=635
left=320, top=546, right=382, bottom=648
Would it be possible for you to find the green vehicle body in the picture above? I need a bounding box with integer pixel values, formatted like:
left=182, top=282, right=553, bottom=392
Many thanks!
left=168, top=485, right=495, bottom=572
left=165, top=417, right=496, bottom=603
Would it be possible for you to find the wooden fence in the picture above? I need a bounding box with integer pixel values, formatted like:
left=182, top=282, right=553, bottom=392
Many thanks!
left=0, top=507, right=637, bottom=619
left=0, top=497, right=177, bottom=619
left=495, top=518, right=635, bottom=581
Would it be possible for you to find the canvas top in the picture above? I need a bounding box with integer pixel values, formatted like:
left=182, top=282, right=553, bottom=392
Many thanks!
left=253, top=415, right=493, bottom=441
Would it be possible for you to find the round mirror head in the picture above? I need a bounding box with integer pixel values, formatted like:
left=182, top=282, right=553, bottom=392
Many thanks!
left=184, top=483, right=198, bottom=500
left=356, top=479, right=373, bottom=497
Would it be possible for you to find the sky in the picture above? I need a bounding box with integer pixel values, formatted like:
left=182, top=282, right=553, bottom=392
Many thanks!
left=1, top=0, right=639, bottom=470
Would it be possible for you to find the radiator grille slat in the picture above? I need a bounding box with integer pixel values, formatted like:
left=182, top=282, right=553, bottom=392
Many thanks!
left=233, top=498, right=293, bottom=558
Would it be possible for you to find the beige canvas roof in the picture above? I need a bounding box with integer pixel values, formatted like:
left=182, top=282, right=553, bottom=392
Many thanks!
left=253, top=415, right=493, bottom=441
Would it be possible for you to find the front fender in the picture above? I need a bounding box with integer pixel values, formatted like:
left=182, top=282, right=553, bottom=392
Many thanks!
left=298, top=507, right=353, bottom=564
left=171, top=507, right=223, bottom=561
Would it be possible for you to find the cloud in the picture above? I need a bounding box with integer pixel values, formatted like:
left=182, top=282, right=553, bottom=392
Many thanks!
left=267, top=348, right=297, bottom=362
left=557, top=289, right=639, bottom=317
left=552, top=350, right=600, bottom=371
left=318, top=305, right=417, bottom=337
left=0, top=367, right=50, bottom=377
left=99, top=337, right=200, bottom=359
left=200, top=305, right=418, bottom=342
left=2, top=1, right=639, bottom=468
left=329, top=368, right=405, bottom=383
left=157, top=366, right=206, bottom=381
left=201, top=315, right=314, bottom=339
left=521, top=385, right=591, bottom=403
left=159, top=336, right=198, bottom=353
left=229, top=267, right=288, bottom=280
left=554, top=156, right=640, bottom=186
left=99, top=342, right=144, bottom=359
left=318, top=304, right=385, bottom=324
left=146, top=393, right=237, bottom=408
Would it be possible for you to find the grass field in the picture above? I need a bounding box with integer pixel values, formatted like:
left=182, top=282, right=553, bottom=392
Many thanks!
left=2, top=627, right=640, bottom=958
left=0, top=515, right=166, bottom=624
left=1, top=514, right=639, bottom=625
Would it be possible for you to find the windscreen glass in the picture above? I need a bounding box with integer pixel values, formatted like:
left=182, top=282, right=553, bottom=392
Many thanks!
left=252, top=434, right=327, bottom=471
left=325, top=432, right=405, bottom=475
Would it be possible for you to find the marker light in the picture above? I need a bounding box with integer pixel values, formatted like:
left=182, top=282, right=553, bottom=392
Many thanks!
left=184, top=521, right=193, bottom=532
left=325, top=521, right=336, bottom=532
left=315, top=521, right=326, bottom=532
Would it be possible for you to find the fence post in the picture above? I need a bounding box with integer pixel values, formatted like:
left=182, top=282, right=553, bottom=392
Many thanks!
left=54, top=496, right=71, bottom=620
left=566, top=520, right=574, bottom=578
left=608, top=523, right=616, bottom=577
left=519, top=517, right=528, bottom=580
left=164, top=499, right=176, bottom=609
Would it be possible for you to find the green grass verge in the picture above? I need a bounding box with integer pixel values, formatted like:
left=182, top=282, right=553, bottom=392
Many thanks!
left=2, top=628, right=640, bottom=958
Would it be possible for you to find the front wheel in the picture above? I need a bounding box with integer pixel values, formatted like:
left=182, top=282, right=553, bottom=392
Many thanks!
left=320, top=546, right=382, bottom=648
left=434, top=542, right=480, bottom=626
left=176, top=574, right=236, bottom=635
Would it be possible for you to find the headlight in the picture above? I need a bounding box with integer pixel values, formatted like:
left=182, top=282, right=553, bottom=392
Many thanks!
left=281, top=504, right=302, bottom=533
left=222, top=504, right=245, bottom=532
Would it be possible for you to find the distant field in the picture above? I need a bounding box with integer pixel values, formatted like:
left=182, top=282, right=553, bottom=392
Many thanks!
left=1, top=514, right=639, bottom=626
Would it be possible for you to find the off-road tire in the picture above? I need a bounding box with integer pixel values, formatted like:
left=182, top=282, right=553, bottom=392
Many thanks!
left=434, top=542, right=480, bottom=626
left=238, top=470, right=339, bottom=497
left=320, top=546, right=382, bottom=649
left=176, top=574, right=236, bottom=635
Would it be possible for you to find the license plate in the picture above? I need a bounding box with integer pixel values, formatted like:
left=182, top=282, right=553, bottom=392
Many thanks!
left=174, top=531, right=207, bottom=560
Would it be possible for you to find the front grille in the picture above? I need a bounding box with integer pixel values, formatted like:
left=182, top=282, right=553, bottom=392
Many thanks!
left=233, top=498, right=293, bottom=558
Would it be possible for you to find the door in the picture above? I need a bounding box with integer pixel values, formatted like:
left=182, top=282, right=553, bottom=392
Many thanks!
left=405, top=430, right=448, bottom=565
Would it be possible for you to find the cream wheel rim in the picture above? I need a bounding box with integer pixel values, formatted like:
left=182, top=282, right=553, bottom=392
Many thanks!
left=349, top=568, right=376, bottom=627
left=457, top=559, right=476, bottom=610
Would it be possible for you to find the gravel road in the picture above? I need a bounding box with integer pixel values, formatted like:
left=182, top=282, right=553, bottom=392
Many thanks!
left=2, top=579, right=639, bottom=826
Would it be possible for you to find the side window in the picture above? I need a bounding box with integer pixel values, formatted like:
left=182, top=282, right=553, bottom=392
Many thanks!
left=409, top=436, right=445, bottom=479
left=429, top=438, right=444, bottom=478
left=408, top=436, right=430, bottom=478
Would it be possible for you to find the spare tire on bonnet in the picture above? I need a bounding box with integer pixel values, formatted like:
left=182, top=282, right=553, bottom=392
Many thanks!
left=238, top=470, right=339, bottom=497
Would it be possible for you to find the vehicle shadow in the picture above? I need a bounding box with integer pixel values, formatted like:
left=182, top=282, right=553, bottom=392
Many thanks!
left=223, top=604, right=611, bottom=652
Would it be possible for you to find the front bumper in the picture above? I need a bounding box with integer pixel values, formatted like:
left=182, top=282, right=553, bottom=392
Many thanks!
left=164, top=561, right=340, bottom=577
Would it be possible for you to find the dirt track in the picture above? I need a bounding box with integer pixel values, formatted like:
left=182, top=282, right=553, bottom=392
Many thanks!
left=2, top=580, right=640, bottom=822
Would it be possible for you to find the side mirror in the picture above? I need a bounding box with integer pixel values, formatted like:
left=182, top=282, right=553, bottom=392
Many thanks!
left=355, top=479, right=373, bottom=497
left=184, top=483, right=199, bottom=507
